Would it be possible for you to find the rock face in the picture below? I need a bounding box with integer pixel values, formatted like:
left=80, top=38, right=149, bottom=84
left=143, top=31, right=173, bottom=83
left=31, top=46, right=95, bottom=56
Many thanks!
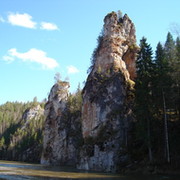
left=91, top=12, right=137, bottom=80
left=41, top=11, right=137, bottom=172
left=78, top=12, right=138, bottom=172
left=41, top=81, right=82, bottom=166
left=22, top=104, right=44, bottom=124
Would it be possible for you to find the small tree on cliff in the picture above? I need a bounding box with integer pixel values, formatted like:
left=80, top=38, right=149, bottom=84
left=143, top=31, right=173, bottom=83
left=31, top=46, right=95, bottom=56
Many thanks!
left=54, top=72, right=61, bottom=83
left=88, top=31, right=104, bottom=73
left=135, top=37, right=154, bottom=163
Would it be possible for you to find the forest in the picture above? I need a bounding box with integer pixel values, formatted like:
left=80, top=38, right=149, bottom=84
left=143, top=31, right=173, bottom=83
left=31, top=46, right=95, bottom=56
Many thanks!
left=0, top=31, right=179, bottom=171
left=0, top=100, right=45, bottom=162
left=0, top=88, right=82, bottom=163
left=133, top=32, right=180, bottom=170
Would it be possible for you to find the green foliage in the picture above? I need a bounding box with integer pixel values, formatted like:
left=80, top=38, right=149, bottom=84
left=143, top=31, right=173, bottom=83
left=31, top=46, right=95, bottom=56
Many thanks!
left=32, top=96, right=38, bottom=107
left=135, top=37, right=154, bottom=162
left=135, top=37, right=154, bottom=118
left=0, top=101, right=45, bottom=162
left=133, top=33, right=180, bottom=167
left=67, top=84, right=82, bottom=116
left=88, top=32, right=104, bottom=73
left=164, top=32, right=176, bottom=66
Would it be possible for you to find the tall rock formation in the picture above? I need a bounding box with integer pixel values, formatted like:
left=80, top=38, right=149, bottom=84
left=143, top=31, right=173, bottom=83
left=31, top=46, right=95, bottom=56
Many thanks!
left=41, top=11, right=138, bottom=173
left=78, top=11, right=138, bottom=172
left=41, top=81, right=82, bottom=166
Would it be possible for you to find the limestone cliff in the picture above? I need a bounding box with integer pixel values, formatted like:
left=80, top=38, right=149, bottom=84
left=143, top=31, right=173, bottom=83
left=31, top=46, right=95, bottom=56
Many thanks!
left=78, top=11, right=138, bottom=172
left=41, top=11, right=137, bottom=172
left=41, top=81, right=82, bottom=166
left=22, top=104, right=44, bottom=125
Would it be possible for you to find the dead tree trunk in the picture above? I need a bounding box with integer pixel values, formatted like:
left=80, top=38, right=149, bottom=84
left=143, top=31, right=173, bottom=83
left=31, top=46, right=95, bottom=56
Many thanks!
left=162, top=89, right=170, bottom=163
left=147, top=117, right=153, bottom=163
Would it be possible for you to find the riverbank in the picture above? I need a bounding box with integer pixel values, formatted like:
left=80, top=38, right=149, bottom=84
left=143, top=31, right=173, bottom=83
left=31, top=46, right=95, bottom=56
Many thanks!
left=1, top=160, right=180, bottom=180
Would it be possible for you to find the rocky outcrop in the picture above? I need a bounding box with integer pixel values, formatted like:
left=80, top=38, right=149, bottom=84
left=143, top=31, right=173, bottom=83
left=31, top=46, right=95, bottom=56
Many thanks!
left=21, top=104, right=44, bottom=127
left=41, top=11, right=137, bottom=172
left=78, top=11, right=138, bottom=172
left=9, top=104, right=44, bottom=162
left=41, top=81, right=82, bottom=166
left=22, top=104, right=43, bottom=120
left=91, top=12, right=138, bottom=80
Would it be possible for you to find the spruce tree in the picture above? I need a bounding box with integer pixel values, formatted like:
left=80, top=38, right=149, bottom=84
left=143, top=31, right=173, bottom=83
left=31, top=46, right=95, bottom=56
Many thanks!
left=154, top=42, right=172, bottom=163
left=154, top=42, right=172, bottom=107
left=164, top=32, right=176, bottom=67
left=164, top=32, right=176, bottom=85
left=135, top=37, right=154, bottom=162
left=164, top=33, right=179, bottom=117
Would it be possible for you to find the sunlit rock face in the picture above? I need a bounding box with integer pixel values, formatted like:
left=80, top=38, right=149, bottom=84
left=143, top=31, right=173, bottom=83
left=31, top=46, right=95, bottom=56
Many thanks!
left=92, top=12, right=138, bottom=80
left=78, top=11, right=138, bottom=172
left=22, top=104, right=44, bottom=122
left=41, top=11, right=138, bottom=172
left=41, top=82, right=81, bottom=166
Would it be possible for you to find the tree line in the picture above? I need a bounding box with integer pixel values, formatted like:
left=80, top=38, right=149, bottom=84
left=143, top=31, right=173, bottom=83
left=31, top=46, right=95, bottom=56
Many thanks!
left=0, top=87, right=82, bottom=162
left=133, top=32, right=180, bottom=169
left=0, top=100, right=45, bottom=162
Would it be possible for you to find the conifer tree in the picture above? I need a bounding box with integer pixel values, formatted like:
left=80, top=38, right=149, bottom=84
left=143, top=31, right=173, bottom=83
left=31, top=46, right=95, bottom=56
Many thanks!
left=164, top=32, right=176, bottom=84
left=154, top=42, right=172, bottom=163
left=164, top=33, right=179, bottom=118
left=164, top=32, right=176, bottom=66
left=135, top=37, right=154, bottom=162
left=154, top=42, right=172, bottom=106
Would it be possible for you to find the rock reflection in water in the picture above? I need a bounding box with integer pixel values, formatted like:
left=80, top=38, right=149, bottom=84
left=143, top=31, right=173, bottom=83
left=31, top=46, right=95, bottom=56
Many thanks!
left=0, top=160, right=122, bottom=180
left=0, top=161, right=180, bottom=180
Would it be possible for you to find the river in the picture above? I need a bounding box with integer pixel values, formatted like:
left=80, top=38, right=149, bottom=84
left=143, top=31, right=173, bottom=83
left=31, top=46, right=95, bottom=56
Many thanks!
left=0, top=160, right=179, bottom=180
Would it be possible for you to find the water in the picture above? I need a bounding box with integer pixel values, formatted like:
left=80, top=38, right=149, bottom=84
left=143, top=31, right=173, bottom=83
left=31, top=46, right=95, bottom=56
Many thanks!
left=0, top=160, right=179, bottom=180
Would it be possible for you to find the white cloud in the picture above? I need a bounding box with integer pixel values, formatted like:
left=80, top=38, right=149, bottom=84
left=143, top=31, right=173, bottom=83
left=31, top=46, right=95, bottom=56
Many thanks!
left=0, top=16, right=5, bottom=22
left=67, top=65, right=80, bottom=74
left=40, top=22, right=59, bottom=30
left=5, top=48, right=59, bottom=69
left=4, top=12, right=59, bottom=31
left=7, top=12, right=37, bottom=29
left=3, top=55, right=14, bottom=63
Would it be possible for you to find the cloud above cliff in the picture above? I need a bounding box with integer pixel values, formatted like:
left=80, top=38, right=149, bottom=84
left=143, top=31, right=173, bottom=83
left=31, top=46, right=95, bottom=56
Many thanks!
left=67, top=65, right=80, bottom=74
left=3, top=48, right=59, bottom=69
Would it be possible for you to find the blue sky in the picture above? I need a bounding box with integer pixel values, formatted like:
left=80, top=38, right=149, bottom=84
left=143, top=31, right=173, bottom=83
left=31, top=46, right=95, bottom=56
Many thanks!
left=0, top=0, right=180, bottom=104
